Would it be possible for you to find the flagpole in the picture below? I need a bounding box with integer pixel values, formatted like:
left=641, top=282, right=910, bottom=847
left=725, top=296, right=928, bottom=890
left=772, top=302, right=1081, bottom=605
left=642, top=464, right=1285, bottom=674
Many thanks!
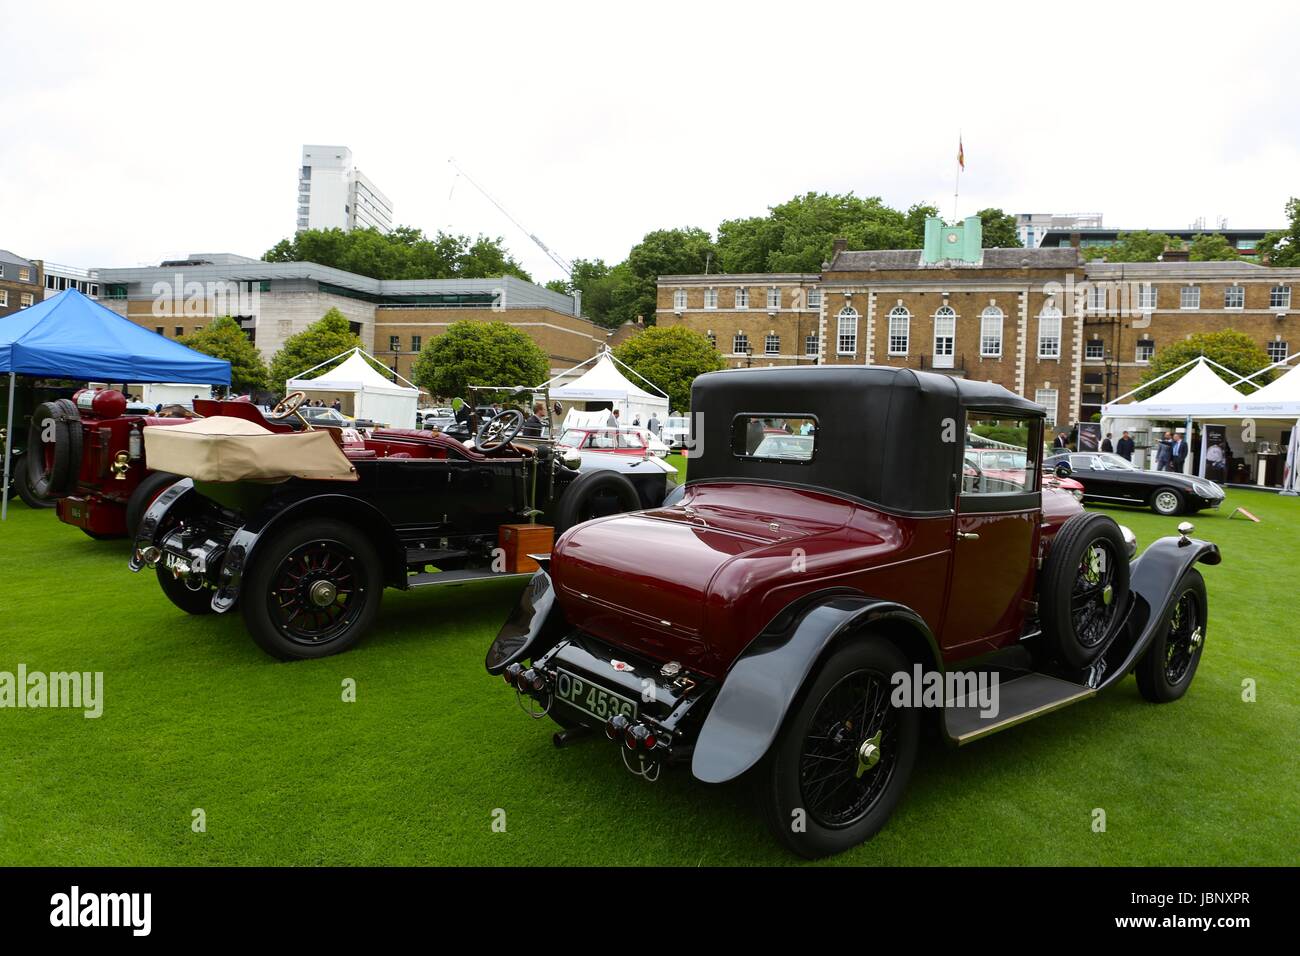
left=953, top=132, right=962, bottom=221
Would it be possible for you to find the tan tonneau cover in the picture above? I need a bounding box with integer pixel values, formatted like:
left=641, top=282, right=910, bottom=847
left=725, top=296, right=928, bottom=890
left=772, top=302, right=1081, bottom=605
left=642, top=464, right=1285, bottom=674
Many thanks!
left=143, top=416, right=359, bottom=482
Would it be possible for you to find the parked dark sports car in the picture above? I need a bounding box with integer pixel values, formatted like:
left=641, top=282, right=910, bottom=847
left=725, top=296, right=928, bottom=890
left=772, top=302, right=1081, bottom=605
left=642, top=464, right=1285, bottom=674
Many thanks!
left=486, top=366, right=1220, bottom=857
left=1045, top=451, right=1224, bottom=516
left=130, top=387, right=669, bottom=660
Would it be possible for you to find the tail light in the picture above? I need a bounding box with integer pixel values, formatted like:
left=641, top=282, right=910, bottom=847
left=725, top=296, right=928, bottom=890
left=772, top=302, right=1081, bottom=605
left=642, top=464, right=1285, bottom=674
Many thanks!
left=605, top=714, right=630, bottom=740
left=503, top=663, right=524, bottom=688
left=624, top=723, right=651, bottom=750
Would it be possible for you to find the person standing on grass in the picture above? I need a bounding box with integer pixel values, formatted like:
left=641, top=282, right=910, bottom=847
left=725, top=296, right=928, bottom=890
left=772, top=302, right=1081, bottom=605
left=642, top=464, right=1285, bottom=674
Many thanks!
left=1101, top=432, right=1114, bottom=453
left=1116, top=430, right=1135, bottom=461
left=1156, top=431, right=1174, bottom=471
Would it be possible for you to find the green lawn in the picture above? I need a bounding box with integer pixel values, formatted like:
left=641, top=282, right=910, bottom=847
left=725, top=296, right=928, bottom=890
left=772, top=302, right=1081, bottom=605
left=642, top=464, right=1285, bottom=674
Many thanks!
left=0, top=490, right=1296, bottom=866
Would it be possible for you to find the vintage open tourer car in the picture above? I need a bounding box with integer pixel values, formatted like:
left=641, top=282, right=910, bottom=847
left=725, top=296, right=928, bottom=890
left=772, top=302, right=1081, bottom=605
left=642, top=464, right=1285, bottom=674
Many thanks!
left=129, top=387, right=671, bottom=660
left=486, top=365, right=1221, bottom=857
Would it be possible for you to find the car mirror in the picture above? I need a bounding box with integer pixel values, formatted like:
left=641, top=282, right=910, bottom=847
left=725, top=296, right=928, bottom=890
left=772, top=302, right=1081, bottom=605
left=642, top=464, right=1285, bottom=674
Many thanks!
left=1054, top=462, right=1072, bottom=479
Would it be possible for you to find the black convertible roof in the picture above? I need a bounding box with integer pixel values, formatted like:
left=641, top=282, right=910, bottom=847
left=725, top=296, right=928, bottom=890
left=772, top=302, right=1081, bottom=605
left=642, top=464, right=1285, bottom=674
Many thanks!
left=688, top=365, right=1044, bottom=515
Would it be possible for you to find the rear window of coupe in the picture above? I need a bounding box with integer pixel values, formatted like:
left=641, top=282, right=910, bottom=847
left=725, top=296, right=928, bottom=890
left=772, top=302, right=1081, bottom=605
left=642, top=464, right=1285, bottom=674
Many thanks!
left=731, top=415, right=817, bottom=462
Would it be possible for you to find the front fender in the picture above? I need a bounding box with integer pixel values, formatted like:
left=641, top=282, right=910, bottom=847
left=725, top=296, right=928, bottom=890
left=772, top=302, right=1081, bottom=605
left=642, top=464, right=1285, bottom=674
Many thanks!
left=691, top=595, right=939, bottom=784
left=1097, top=534, right=1221, bottom=691
left=127, top=477, right=197, bottom=570
left=485, top=570, right=565, bottom=674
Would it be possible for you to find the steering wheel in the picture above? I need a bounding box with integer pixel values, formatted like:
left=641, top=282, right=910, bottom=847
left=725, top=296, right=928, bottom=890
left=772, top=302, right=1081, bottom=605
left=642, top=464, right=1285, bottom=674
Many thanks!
left=476, top=408, right=525, bottom=451
left=269, top=390, right=309, bottom=422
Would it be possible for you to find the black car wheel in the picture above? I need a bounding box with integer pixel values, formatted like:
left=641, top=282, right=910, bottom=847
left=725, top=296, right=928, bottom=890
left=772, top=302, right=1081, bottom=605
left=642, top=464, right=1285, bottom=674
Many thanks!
left=1040, top=513, right=1131, bottom=669
left=759, top=639, right=919, bottom=858
left=1135, top=569, right=1206, bottom=703
left=241, top=518, right=383, bottom=661
left=156, top=564, right=216, bottom=615
left=1151, top=487, right=1185, bottom=516
left=553, top=469, right=642, bottom=534
left=12, top=455, right=56, bottom=509
left=26, top=399, right=83, bottom=499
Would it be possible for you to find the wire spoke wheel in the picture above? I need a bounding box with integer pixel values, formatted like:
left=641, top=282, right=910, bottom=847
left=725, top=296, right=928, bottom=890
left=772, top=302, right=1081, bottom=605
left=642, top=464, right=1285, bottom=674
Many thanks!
left=269, top=539, right=364, bottom=646
left=1163, top=590, right=1201, bottom=684
left=1069, top=538, right=1118, bottom=649
left=799, top=669, right=899, bottom=830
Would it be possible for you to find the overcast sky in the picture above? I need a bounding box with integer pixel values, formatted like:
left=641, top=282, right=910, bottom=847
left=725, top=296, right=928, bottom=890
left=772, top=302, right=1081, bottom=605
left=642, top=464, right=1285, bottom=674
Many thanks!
left=2, top=0, right=1297, bottom=284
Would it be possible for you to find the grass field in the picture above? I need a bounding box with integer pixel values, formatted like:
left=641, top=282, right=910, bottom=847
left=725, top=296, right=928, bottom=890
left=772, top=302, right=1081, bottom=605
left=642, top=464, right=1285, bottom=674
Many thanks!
left=0, top=489, right=1296, bottom=866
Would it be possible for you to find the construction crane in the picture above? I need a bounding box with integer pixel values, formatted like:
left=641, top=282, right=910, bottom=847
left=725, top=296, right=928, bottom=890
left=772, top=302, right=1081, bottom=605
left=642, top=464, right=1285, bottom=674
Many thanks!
left=447, top=157, right=573, bottom=280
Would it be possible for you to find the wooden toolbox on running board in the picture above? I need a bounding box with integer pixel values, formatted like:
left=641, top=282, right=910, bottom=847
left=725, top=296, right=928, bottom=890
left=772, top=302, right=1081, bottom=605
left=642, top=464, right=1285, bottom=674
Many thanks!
left=498, top=524, right=554, bottom=573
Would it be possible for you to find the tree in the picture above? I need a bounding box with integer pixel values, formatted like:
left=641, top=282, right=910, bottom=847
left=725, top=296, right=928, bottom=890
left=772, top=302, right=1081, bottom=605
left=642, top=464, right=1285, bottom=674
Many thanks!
left=1082, top=231, right=1174, bottom=262
left=263, top=226, right=532, bottom=281
left=612, top=325, right=725, bottom=414
left=975, top=208, right=1022, bottom=248
left=179, top=316, right=268, bottom=394
left=1187, top=234, right=1238, bottom=261
left=409, top=321, right=550, bottom=400
left=1258, top=197, right=1300, bottom=267
left=547, top=258, right=625, bottom=329
left=268, top=308, right=364, bottom=387
left=1134, top=329, right=1273, bottom=400
left=608, top=228, right=718, bottom=328
left=717, top=192, right=917, bottom=275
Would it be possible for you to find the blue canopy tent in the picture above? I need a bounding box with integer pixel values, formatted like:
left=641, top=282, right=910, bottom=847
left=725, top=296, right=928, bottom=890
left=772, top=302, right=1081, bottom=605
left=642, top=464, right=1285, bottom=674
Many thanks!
left=1, top=289, right=231, bottom=519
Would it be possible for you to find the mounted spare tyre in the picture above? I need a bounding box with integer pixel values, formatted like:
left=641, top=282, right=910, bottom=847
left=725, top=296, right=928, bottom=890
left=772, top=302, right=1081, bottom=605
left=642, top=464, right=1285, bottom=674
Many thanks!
left=1038, top=512, right=1131, bottom=669
left=11, top=454, right=56, bottom=509
left=553, top=469, right=641, bottom=534
left=25, top=399, right=83, bottom=500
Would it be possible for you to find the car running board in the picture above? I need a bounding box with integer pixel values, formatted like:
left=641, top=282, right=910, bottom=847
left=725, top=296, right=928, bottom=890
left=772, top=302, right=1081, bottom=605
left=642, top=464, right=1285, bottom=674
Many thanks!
left=944, top=673, right=1095, bottom=746
left=405, top=568, right=534, bottom=589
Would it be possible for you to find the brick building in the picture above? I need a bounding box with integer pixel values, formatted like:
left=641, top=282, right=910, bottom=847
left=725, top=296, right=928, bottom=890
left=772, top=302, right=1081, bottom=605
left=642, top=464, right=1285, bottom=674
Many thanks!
left=90, top=255, right=618, bottom=380
left=0, top=249, right=42, bottom=318
left=658, top=216, right=1300, bottom=426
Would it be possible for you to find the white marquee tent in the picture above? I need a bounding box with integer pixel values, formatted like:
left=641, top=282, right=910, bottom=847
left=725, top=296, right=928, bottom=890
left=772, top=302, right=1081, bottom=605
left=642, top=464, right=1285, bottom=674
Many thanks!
left=287, top=348, right=419, bottom=428
left=544, top=350, right=670, bottom=425
left=1101, top=357, right=1248, bottom=420
left=1236, top=360, right=1300, bottom=418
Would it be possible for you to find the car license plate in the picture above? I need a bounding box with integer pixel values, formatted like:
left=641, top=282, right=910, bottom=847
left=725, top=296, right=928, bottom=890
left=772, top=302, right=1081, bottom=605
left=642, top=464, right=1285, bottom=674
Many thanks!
left=555, top=668, right=636, bottom=722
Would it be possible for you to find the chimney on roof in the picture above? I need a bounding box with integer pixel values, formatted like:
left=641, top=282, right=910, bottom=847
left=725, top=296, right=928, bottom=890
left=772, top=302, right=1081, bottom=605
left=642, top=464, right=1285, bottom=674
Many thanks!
left=832, top=238, right=848, bottom=257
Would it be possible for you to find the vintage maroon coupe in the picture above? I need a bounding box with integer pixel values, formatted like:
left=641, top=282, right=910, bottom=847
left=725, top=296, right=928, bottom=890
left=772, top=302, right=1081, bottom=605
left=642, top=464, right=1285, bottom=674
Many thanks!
left=486, top=365, right=1221, bottom=857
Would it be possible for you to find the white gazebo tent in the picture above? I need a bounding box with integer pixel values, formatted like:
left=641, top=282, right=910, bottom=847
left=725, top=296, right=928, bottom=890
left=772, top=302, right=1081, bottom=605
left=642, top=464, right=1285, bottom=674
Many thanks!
left=544, top=349, right=670, bottom=427
left=286, top=347, right=419, bottom=428
left=1233, top=354, right=1300, bottom=491
left=1101, top=357, right=1247, bottom=476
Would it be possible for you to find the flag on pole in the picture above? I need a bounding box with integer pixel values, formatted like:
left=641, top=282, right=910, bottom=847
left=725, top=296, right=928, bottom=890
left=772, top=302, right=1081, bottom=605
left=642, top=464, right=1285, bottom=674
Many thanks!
left=958, top=136, right=965, bottom=171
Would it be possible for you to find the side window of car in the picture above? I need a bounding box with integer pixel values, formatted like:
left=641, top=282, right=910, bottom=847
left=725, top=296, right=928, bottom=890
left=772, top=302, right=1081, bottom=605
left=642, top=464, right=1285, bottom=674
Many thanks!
left=962, top=413, right=1039, bottom=496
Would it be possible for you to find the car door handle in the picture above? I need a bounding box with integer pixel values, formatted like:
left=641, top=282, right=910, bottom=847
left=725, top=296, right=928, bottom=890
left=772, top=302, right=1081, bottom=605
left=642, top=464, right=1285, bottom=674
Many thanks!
left=956, top=531, right=980, bottom=541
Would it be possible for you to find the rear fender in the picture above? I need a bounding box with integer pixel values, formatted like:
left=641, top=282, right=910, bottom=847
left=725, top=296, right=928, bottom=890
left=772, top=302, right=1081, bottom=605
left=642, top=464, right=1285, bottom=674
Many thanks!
left=128, top=477, right=197, bottom=570
left=210, top=494, right=407, bottom=611
left=691, top=593, right=940, bottom=784
left=485, top=570, right=566, bottom=674
left=1096, top=534, right=1220, bottom=691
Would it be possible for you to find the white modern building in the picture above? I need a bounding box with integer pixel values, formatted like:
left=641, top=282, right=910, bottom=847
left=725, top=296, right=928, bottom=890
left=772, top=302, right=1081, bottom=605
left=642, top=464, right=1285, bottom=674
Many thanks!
left=1016, top=212, right=1104, bottom=248
left=297, top=145, right=394, bottom=235
left=38, top=262, right=100, bottom=300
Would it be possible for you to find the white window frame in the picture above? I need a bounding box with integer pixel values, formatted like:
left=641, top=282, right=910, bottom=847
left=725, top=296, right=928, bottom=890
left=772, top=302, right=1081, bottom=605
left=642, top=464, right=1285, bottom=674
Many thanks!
left=706, top=331, right=717, bottom=349
left=764, top=333, right=780, bottom=354
left=1087, top=285, right=1107, bottom=313
left=1135, top=340, right=1155, bottom=364
left=887, top=306, right=910, bottom=356
left=735, top=287, right=749, bottom=309
left=20, top=293, right=34, bottom=308
left=1137, top=282, right=1157, bottom=311
left=1270, top=285, right=1291, bottom=310
left=805, top=333, right=818, bottom=356
left=1224, top=285, right=1245, bottom=309
left=980, top=306, right=1003, bottom=358
left=673, top=289, right=687, bottom=311
left=1266, top=340, right=1289, bottom=363
left=1085, top=339, right=1104, bottom=360
left=932, top=306, right=956, bottom=366
left=1180, top=285, right=1200, bottom=309
left=807, top=290, right=822, bottom=309
left=733, top=332, right=749, bottom=354
left=703, top=288, right=718, bottom=310
left=1037, top=307, right=1062, bottom=359
left=1035, top=388, right=1059, bottom=426
left=767, top=287, right=781, bottom=310
left=0, top=290, right=7, bottom=307
left=837, top=306, right=859, bottom=356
